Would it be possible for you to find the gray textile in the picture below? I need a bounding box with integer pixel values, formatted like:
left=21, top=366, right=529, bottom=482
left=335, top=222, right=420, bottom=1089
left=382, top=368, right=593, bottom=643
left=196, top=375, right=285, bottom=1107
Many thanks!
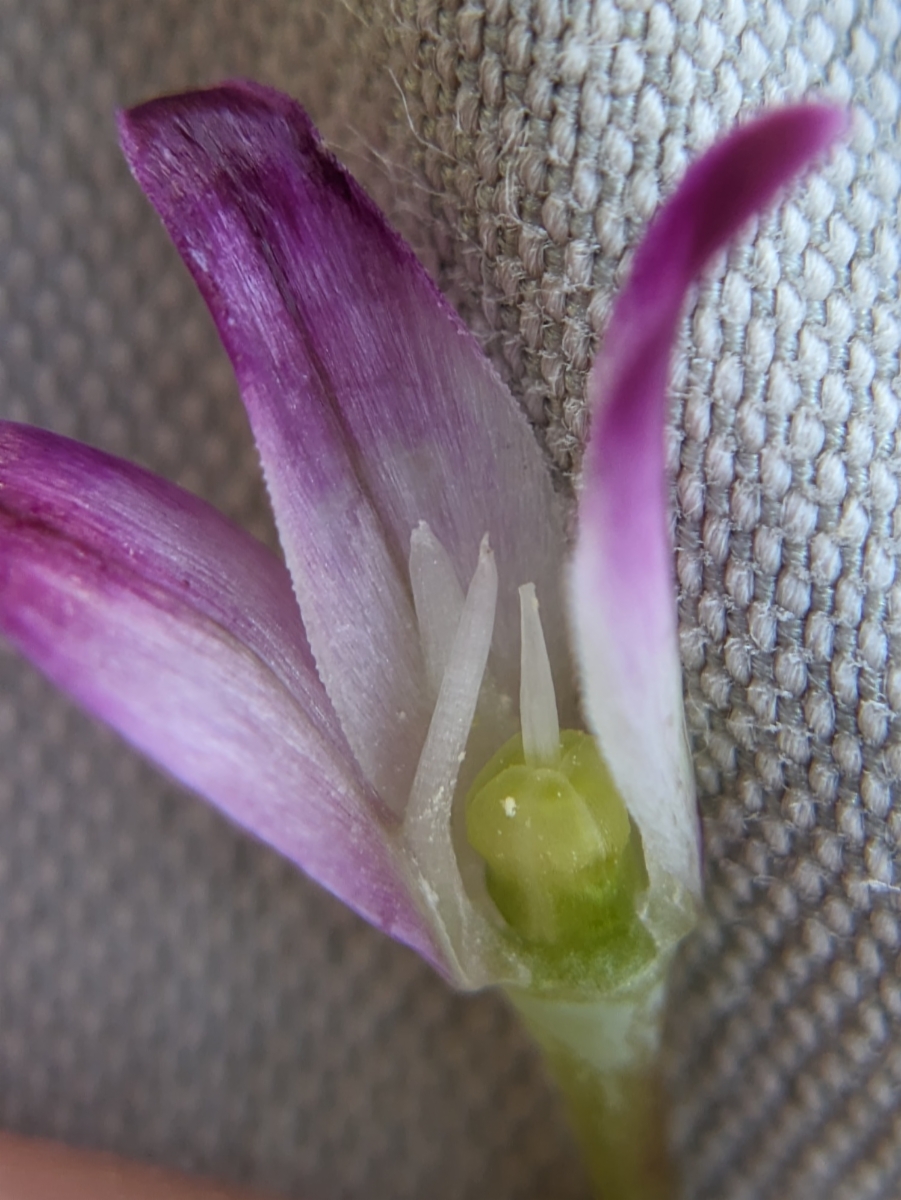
left=0, top=2, right=899, bottom=1199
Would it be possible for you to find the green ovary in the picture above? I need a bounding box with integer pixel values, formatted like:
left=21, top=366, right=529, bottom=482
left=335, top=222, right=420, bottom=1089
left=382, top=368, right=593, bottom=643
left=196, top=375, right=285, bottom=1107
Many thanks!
left=466, top=730, right=655, bottom=980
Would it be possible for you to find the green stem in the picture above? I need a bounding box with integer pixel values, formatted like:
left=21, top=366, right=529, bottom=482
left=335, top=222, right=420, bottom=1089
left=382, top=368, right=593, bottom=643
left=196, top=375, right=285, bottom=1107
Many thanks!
left=541, top=1041, right=670, bottom=1199
left=507, top=965, right=673, bottom=1200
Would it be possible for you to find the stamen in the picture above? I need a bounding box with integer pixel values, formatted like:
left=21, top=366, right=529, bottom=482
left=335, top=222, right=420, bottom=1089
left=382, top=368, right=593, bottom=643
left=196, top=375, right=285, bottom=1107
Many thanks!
left=404, top=536, right=498, bottom=928
left=518, top=583, right=560, bottom=766
left=409, top=521, right=465, bottom=698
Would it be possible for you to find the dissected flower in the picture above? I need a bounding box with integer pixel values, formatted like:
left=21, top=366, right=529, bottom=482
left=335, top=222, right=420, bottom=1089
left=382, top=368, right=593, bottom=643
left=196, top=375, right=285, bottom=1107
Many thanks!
left=0, top=79, right=845, bottom=1200
left=0, top=85, right=843, bottom=1003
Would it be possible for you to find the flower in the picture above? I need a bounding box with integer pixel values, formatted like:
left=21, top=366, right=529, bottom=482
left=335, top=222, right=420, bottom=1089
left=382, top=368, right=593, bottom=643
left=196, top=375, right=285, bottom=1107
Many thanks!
left=0, top=84, right=843, bottom=997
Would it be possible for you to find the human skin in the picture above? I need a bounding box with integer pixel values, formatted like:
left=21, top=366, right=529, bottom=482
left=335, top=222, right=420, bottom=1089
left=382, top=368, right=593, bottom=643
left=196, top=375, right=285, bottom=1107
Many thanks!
left=0, top=1133, right=268, bottom=1200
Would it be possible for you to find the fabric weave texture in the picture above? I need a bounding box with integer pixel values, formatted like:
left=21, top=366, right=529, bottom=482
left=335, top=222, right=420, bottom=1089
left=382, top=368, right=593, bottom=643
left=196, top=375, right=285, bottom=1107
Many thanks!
left=0, top=2, right=899, bottom=1199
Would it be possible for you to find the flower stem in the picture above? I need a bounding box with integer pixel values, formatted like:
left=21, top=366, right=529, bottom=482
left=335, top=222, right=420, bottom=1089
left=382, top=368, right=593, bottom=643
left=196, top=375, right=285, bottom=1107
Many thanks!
left=541, top=1041, right=671, bottom=1199
left=507, top=964, right=673, bottom=1199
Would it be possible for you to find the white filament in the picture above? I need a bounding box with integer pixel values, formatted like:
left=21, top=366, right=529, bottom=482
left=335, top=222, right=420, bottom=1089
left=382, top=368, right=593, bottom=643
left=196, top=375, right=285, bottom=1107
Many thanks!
left=518, top=582, right=560, bottom=765
left=404, top=535, right=498, bottom=939
left=409, top=522, right=465, bottom=697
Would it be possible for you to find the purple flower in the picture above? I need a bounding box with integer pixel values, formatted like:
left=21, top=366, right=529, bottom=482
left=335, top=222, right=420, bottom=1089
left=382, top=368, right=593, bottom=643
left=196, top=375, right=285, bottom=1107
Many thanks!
left=0, top=84, right=844, bottom=988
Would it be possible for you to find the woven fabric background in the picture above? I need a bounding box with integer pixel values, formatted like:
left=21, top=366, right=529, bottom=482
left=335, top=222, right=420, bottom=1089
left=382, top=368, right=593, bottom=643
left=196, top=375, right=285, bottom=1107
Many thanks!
left=0, top=2, right=899, bottom=1199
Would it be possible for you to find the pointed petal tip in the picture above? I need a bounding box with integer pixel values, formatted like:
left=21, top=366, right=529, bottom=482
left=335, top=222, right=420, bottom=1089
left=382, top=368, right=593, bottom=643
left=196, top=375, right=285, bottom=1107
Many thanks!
left=572, top=101, right=846, bottom=898
left=607, top=100, right=849, bottom=361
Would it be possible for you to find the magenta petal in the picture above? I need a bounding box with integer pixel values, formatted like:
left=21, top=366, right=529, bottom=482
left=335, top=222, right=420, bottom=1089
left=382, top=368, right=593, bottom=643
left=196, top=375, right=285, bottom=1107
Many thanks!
left=117, top=83, right=570, bottom=814
left=571, top=105, right=847, bottom=895
left=0, top=422, right=442, bottom=969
